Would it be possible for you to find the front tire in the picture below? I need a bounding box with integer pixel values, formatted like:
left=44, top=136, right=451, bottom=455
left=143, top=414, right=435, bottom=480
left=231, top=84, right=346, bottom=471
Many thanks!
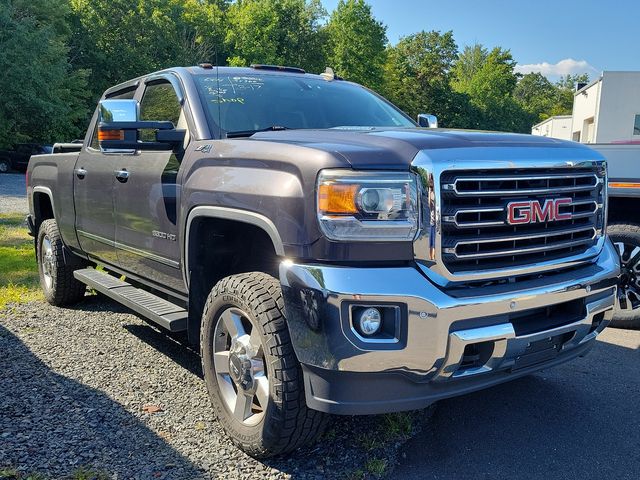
left=200, top=272, right=327, bottom=458
left=609, top=222, right=640, bottom=329
left=37, top=219, right=86, bottom=306
left=0, top=158, right=10, bottom=173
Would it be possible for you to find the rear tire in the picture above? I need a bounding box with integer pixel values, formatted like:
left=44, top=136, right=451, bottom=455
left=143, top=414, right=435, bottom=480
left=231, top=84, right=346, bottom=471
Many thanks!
left=37, top=219, right=86, bottom=306
left=200, top=272, right=327, bottom=458
left=608, top=222, right=640, bottom=329
left=0, top=158, right=10, bottom=173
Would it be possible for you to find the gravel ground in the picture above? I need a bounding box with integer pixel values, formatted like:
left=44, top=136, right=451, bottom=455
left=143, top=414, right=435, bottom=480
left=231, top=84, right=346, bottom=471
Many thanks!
left=0, top=298, right=430, bottom=479
left=0, top=173, right=27, bottom=214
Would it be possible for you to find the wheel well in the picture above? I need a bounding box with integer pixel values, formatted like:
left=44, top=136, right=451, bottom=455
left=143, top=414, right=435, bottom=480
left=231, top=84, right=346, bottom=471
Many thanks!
left=186, top=217, right=281, bottom=345
left=33, top=192, right=54, bottom=233
left=609, top=197, right=640, bottom=225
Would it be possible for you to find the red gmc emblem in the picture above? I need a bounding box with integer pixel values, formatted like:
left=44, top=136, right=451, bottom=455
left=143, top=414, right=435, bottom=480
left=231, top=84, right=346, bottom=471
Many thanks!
left=506, top=198, right=573, bottom=225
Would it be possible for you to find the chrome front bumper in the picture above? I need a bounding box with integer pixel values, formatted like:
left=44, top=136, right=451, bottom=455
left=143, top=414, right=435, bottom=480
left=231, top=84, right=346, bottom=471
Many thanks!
left=279, top=239, right=620, bottom=414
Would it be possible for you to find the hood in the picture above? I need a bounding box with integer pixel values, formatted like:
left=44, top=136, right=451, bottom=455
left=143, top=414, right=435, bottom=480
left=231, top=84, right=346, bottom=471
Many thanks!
left=250, top=128, right=586, bottom=169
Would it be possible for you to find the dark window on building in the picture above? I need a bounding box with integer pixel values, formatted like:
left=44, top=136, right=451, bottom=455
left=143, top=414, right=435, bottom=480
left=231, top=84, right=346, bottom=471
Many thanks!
left=634, top=114, right=640, bottom=136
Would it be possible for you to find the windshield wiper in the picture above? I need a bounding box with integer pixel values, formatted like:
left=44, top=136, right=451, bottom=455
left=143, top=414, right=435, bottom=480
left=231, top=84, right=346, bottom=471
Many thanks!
left=226, top=125, right=292, bottom=138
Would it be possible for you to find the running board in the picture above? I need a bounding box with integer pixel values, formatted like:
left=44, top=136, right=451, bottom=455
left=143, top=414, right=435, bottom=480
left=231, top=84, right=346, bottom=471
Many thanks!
left=74, top=268, right=187, bottom=332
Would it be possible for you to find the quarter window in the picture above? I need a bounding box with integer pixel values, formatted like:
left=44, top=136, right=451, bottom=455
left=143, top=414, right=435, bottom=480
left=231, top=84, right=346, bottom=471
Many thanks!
left=634, top=114, right=640, bottom=136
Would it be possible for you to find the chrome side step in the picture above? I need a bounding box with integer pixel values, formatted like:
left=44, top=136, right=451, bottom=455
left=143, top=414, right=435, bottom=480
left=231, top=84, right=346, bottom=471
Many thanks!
left=74, top=268, right=187, bottom=332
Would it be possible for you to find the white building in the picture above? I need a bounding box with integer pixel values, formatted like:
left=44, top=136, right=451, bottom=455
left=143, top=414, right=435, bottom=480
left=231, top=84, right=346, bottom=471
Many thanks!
left=531, top=115, right=572, bottom=140
left=531, top=71, right=640, bottom=144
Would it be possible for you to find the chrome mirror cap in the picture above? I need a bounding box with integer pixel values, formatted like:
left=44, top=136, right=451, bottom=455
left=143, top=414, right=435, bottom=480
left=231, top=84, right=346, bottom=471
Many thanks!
left=98, top=99, right=139, bottom=123
left=417, top=114, right=438, bottom=129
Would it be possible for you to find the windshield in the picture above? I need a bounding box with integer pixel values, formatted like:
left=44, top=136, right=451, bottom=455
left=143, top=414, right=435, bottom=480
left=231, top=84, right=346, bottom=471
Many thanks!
left=195, top=73, right=416, bottom=135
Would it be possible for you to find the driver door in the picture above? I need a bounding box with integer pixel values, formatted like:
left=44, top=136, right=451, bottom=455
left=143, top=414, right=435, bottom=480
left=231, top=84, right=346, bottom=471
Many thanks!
left=112, top=78, right=188, bottom=293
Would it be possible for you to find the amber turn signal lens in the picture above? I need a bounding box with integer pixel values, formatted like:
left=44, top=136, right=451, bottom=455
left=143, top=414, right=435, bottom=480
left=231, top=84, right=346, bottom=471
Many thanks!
left=318, top=183, right=359, bottom=214
left=609, top=182, right=640, bottom=189
left=98, top=129, right=124, bottom=141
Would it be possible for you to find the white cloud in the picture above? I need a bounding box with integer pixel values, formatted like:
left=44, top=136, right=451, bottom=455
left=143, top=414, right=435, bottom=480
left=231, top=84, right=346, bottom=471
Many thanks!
left=515, top=58, right=599, bottom=78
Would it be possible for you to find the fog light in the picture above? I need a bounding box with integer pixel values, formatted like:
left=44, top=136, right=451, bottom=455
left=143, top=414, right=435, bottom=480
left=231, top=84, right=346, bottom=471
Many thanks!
left=358, top=307, right=382, bottom=336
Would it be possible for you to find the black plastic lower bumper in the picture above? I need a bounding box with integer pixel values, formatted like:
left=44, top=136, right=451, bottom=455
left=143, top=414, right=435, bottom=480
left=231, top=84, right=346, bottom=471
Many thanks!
left=302, top=340, right=594, bottom=415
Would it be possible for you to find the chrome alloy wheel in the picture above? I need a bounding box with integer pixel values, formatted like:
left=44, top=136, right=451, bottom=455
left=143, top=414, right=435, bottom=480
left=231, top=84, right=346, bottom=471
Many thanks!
left=41, top=235, right=54, bottom=290
left=213, top=307, right=269, bottom=426
left=615, top=241, right=640, bottom=312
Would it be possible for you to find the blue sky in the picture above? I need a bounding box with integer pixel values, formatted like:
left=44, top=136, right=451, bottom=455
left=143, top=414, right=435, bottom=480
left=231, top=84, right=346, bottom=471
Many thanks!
left=320, top=0, right=639, bottom=80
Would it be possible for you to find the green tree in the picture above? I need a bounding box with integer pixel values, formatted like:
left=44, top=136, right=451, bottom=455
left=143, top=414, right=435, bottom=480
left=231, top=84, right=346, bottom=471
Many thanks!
left=513, top=72, right=557, bottom=122
left=382, top=31, right=476, bottom=128
left=69, top=0, right=227, bottom=104
left=324, top=0, right=387, bottom=90
left=552, top=73, right=590, bottom=116
left=0, top=0, right=89, bottom=146
left=451, top=43, right=488, bottom=92
left=225, top=0, right=326, bottom=73
left=452, top=46, right=530, bottom=132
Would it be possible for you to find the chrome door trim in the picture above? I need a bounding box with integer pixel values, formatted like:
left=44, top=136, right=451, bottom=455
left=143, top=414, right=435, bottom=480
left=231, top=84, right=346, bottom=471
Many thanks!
left=78, top=230, right=180, bottom=268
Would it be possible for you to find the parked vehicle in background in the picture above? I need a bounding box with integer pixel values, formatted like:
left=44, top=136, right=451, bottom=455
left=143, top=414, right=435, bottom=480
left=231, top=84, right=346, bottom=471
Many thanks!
left=593, top=143, right=640, bottom=328
left=0, top=144, right=52, bottom=173
left=26, top=64, right=619, bottom=457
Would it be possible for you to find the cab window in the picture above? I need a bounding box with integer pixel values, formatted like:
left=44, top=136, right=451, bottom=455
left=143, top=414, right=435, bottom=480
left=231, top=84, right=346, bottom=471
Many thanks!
left=139, top=82, right=182, bottom=142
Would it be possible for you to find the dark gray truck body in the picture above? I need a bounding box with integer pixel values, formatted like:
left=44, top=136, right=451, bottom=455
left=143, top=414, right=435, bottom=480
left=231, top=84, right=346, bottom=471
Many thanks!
left=27, top=66, right=619, bottom=415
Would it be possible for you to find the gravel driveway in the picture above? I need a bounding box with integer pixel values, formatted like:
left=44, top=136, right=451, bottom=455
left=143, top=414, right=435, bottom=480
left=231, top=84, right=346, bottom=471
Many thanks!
left=0, top=173, right=28, bottom=214
left=0, top=298, right=429, bottom=479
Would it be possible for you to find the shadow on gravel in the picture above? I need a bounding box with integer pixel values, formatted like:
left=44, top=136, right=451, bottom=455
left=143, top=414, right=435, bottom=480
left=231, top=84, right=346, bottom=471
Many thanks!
left=68, top=296, right=431, bottom=479
left=73, top=295, right=203, bottom=378
left=394, top=337, right=640, bottom=480
left=0, top=323, right=205, bottom=479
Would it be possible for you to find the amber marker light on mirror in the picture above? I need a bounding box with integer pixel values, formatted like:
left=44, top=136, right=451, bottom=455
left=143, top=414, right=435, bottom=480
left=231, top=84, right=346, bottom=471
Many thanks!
left=98, top=129, right=125, bottom=141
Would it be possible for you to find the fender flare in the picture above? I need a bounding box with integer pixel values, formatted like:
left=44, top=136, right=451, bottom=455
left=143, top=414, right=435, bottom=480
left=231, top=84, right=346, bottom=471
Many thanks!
left=32, top=186, right=56, bottom=224
left=182, top=206, right=285, bottom=289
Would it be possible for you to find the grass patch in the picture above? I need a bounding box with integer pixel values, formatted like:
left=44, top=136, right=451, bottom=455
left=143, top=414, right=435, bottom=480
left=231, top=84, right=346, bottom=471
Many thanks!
left=365, top=458, right=387, bottom=476
left=0, top=213, right=41, bottom=309
left=0, top=467, right=110, bottom=480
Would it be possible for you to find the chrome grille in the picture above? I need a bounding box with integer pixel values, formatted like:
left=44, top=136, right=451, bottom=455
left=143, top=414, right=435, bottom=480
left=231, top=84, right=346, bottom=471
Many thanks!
left=440, top=167, right=605, bottom=273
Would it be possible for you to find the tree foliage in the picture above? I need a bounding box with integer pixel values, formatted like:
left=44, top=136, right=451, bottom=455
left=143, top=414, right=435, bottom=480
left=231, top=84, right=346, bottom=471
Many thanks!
left=0, top=0, right=596, bottom=145
left=0, top=0, right=89, bottom=147
left=226, top=0, right=326, bottom=73
left=382, top=31, right=473, bottom=128
left=324, top=0, right=387, bottom=90
left=69, top=0, right=227, bottom=104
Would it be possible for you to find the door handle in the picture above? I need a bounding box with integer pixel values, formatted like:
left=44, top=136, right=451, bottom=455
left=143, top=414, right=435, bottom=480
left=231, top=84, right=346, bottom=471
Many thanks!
left=75, top=168, right=87, bottom=179
left=115, top=169, right=130, bottom=183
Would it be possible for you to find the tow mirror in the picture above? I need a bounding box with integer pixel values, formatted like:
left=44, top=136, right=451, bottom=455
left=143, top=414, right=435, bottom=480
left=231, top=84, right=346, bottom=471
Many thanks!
left=97, top=99, right=185, bottom=152
left=417, top=114, right=438, bottom=129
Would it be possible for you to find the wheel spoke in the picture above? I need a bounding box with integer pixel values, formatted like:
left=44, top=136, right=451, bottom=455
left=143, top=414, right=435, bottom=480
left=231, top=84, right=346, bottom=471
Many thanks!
left=629, top=250, right=640, bottom=271
left=249, top=326, right=262, bottom=355
left=233, top=392, right=252, bottom=421
left=213, top=351, right=230, bottom=374
left=221, top=309, right=245, bottom=338
left=254, top=375, right=269, bottom=408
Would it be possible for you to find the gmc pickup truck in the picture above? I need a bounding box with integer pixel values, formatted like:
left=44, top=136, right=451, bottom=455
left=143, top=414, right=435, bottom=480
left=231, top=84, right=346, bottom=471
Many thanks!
left=591, top=143, right=640, bottom=328
left=26, top=64, right=620, bottom=457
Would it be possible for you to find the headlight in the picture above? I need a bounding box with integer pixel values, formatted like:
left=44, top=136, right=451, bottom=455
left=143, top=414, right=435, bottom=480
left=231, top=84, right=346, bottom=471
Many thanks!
left=317, top=170, right=419, bottom=241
